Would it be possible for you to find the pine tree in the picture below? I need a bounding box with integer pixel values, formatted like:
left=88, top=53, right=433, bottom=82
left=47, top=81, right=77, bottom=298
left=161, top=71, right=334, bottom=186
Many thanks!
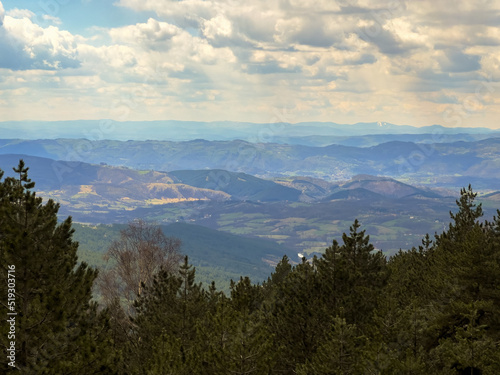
left=128, top=256, right=207, bottom=374
left=0, top=160, right=115, bottom=374
left=297, top=312, right=368, bottom=375
left=373, top=246, right=431, bottom=374
left=267, top=258, right=328, bottom=373
left=315, top=219, right=387, bottom=329
left=423, top=187, right=500, bottom=373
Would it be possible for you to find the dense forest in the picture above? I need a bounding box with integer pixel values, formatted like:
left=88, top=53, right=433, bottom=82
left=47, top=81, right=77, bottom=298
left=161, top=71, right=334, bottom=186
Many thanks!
left=1, top=161, right=500, bottom=374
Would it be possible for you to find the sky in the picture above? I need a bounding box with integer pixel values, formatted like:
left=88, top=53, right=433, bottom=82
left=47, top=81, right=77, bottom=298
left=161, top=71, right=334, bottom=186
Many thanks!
left=0, top=0, right=499, bottom=128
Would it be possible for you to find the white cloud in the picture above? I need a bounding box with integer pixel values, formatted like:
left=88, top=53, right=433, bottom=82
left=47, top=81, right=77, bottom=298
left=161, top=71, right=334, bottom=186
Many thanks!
left=109, top=18, right=180, bottom=50
left=0, top=10, right=80, bottom=70
left=202, top=14, right=232, bottom=40
left=42, top=14, right=62, bottom=26
left=6, top=8, right=35, bottom=19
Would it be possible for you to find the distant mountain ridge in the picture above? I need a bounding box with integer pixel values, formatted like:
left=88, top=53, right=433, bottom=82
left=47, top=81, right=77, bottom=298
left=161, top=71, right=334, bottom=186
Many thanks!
left=1, top=138, right=499, bottom=189
left=1, top=120, right=498, bottom=142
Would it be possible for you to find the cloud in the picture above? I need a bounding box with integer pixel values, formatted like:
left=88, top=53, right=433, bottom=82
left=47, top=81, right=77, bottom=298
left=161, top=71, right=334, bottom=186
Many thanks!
left=0, top=1, right=4, bottom=26
left=244, top=61, right=302, bottom=75
left=110, top=18, right=180, bottom=50
left=439, top=48, right=482, bottom=73
left=117, top=0, right=217, bottom=29
left=0, top=8, right=80, bottom=70
left=6, top=8, right=35, bottom=19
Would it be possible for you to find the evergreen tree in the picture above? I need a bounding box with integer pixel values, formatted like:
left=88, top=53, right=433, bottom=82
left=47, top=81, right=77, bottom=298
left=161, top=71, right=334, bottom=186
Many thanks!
left=373, top=246, right=431, bottom=374
left=422, top=187, right=500, bottom=373
left=267, top=258, right=327, bottom=373
left=128, top=256, right=206, bottom=374
left=297, top=313, right=368, bottom=375
left=315, top=219, right=387, bottom=329
left=0, top=161, right=115, bottom=374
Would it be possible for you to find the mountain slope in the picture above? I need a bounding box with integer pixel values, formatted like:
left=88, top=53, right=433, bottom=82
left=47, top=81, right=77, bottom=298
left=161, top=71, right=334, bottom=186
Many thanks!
left=340, top=175, right=442, bottom=199
left=169, top=169, right=301, bottom=201
left=0, top=155, right=301, bottom=212
left=323, top=188, right=386, bottom=201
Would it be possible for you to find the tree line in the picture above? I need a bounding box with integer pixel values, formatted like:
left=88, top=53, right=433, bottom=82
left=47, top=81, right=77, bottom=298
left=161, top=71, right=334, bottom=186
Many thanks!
left=1, top=161, right=499, bottom=374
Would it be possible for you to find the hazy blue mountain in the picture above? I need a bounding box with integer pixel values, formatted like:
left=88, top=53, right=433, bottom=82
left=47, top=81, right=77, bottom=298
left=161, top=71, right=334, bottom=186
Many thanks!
left=1, top=138, right=499, bottom=190
left=1, top=120, right=498, bottom=142
left=280, top=133, right=500, bottom=147
left=483, top=191, right=500, bottom=200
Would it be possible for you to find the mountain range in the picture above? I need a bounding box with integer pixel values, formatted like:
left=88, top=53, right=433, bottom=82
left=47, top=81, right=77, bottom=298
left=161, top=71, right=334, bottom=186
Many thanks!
left=1, top=137, right=499, bottom=189
left=1, top=120, right=499, bottom=142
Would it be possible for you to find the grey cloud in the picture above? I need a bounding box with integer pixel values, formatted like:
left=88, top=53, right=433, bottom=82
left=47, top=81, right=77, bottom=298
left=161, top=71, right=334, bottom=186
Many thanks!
left=0, top=31, right=32, bottom=70
left=425, top=9, right=500, bottom=27
left=440, top=48, right=481, bottom=73
left=424, top=94, right=460, bottom=104
left=244, top=61, right=302, bottom=75
left=169, top=66, right=211, bottom=84
left=293, top=20, right=340, bottom=48
left=356, top=27, right=410, bottom=55
left=337, top=5, right=380, bottom=15
left=284, top=17, right=346, bottom=48
left=411, top=69, right=481, bottom=92
left=473, top=36, right=500, bottom=46
left=345, top=53, right=376, bottom=65
left=232, top=13, right=276, bottom=44
left=203, top=33, right=258, bottom=50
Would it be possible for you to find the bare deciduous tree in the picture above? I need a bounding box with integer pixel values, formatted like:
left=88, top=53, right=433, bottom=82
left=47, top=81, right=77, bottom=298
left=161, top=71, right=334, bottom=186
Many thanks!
left=98, top=219, right=182, bottom=316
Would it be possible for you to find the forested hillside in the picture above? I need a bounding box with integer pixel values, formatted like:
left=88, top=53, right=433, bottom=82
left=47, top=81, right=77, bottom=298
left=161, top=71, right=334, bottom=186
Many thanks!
left=1, top=162, right=499, bottom=374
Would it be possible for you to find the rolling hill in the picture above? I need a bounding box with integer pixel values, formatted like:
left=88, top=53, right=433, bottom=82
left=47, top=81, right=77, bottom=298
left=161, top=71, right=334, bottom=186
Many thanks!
left=169, top=169, right=301, bottom=202
left=1, top=138, right=499, bottom=190
left=323, top=188, right=386, bottom=201
left=338, top=175, right=442, bottom=199
left=0, top=155, right=302, bottom=212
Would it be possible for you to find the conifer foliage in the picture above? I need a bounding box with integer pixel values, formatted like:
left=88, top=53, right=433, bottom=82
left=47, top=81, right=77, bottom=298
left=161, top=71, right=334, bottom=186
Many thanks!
left=0, top=161, right=115, bottom=374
